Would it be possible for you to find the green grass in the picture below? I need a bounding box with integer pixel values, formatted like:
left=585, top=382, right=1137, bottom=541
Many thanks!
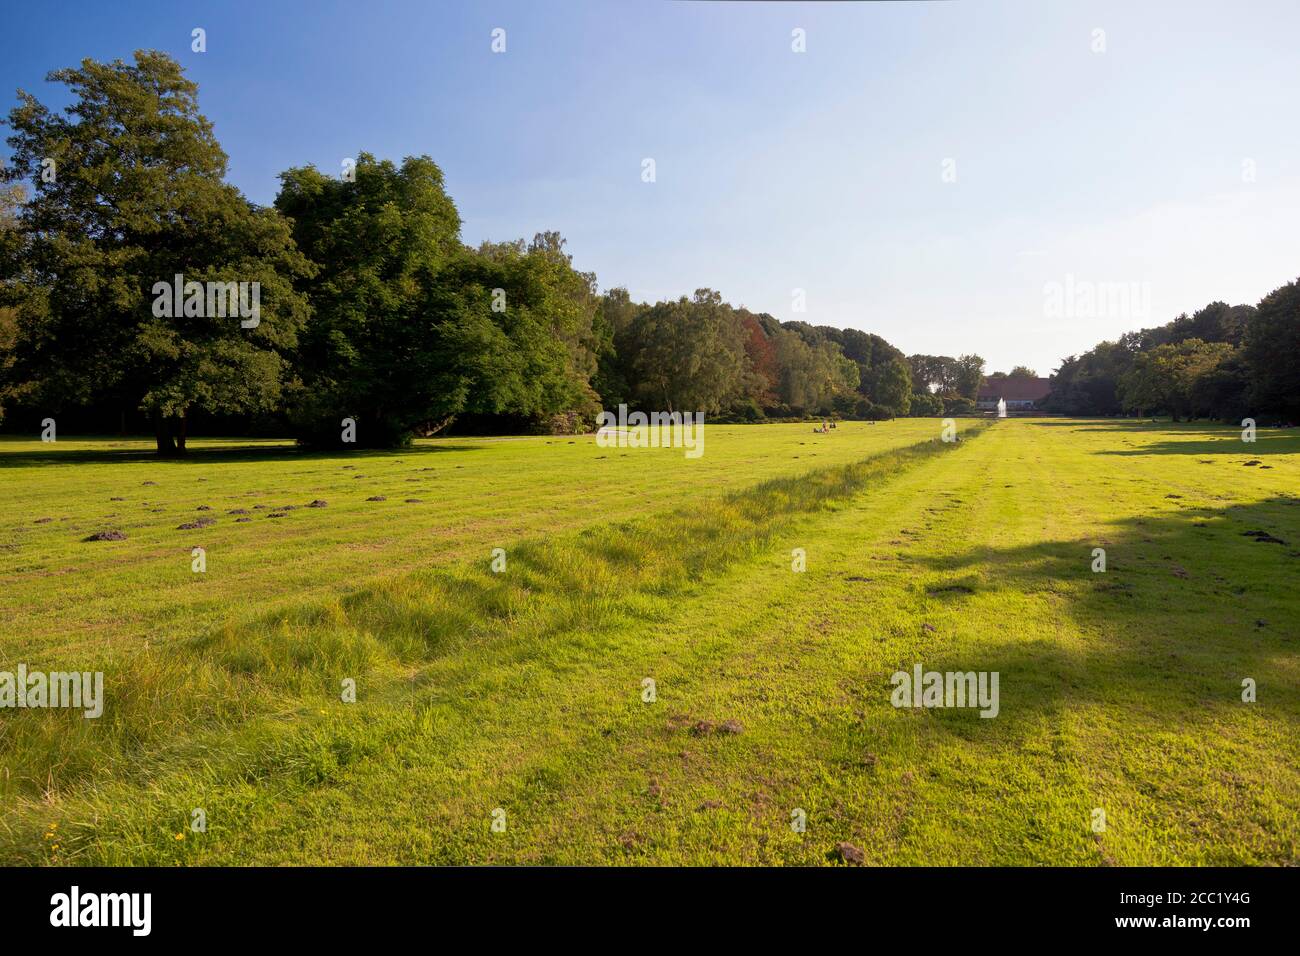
left=1, top=419, right=1296, bottom=865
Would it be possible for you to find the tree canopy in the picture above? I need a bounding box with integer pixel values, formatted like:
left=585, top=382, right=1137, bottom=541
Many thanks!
left=1, top=51, right=311, bottom=453
left=1048, top=291, right=1295, bottom=423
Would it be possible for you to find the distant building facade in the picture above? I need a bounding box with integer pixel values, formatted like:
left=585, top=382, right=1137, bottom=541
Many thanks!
left=976, top=376, right=1052, bottom=414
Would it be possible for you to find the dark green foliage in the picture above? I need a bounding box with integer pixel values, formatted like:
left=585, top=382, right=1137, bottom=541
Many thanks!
left=1, top=51, right=312, bottom=454
left=1118, top=339, right=1235, bottom=421
left=942, top=395, right=975, bottom=416
left=1244, top=279, right=1300, bottom=421
left=1050, top=285, right=1295, bottom=422
left=275, top=154, right=462, bottom=447
left=908, top=391, right=944, bottom=417
left=619, top=289, right=749, bottom=414
left=1189, top=354, right=1251, bottom=422
left=276, top=157, right=601, bottom=446
left=822, top=328, right=912, bottom=415
left=852, top=397, right=894, bottom=420
left=1044, top=340, right=1136, bottom=416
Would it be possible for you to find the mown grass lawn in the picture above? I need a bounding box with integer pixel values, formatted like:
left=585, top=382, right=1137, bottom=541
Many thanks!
left=1, top=418, right=1296, bottom=865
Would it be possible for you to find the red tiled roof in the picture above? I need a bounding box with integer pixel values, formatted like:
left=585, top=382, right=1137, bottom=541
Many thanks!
left=977, top=377, right=1052, bottom=402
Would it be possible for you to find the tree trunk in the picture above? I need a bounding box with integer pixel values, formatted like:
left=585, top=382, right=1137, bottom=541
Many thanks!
left=153, top=412, right=176, bottom=456
left=415, top=415, right=456, bottom=437
left=174, top=412, right=188, bottom=454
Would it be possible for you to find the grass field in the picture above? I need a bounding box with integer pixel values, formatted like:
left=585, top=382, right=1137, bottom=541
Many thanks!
left=1, top=418, right=1297, bottom=865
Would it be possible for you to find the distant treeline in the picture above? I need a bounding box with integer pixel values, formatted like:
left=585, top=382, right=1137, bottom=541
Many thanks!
left=1046, top=290, right=1299, bottom=424
left=595, top=294, right=987, bottom=425
left=0, top=52, right=994, bottom=453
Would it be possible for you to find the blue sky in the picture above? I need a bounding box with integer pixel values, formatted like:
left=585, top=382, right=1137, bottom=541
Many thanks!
left=3, top=0, right=1298, bottom=375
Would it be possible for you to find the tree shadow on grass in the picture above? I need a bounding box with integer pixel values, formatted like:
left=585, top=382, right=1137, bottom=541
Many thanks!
left=890, top=495, right=1300, bottom=746
left=1023, top=419, right=1300, bottom=456
left=1026, top=419, right=1239, bottom=433
left=1094, top=432, right=1299, bottom=457
left=0, top=438, right=487, bottom=468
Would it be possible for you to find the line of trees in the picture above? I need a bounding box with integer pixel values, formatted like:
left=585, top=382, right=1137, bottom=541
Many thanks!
left=598, top=296, right=920, bottom=424
left=0, top=52, right=992, bottom=455
left=1046, top=292, right=1299, bottom=423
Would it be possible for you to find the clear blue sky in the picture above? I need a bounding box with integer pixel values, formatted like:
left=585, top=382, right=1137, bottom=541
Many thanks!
left=3, top=0, right=1298, bottom=376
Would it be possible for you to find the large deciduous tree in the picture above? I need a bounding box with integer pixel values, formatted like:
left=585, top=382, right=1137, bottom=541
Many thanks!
left=623, top=289, right=750, bottom=413
left=464, top=233, right=604, bottom=426
left=952, top=354, right=986, bottom=400
left=276, top=155, right=602, bottom=445
left=275, top=153, right=462, bottom=446
left=1, top=51, right=311, bottom=454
